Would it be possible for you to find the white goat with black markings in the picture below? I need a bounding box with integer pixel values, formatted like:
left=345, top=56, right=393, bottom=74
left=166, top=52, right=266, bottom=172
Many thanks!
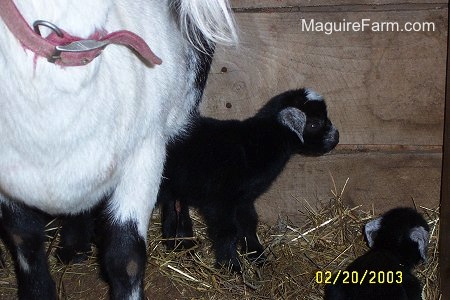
left=0, top=0, right=237, bottom=299
left=324, top=207, right=429, bottom=300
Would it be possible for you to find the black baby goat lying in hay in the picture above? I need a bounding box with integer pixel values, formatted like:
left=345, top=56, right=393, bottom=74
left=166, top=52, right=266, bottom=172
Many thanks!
left=158, top=88, right=339, bottom=271
left=324, top=207, right=429, bottom=300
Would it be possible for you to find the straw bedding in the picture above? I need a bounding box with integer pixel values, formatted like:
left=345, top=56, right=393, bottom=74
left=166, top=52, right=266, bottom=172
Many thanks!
left=0, top=179, right=440, bottom=299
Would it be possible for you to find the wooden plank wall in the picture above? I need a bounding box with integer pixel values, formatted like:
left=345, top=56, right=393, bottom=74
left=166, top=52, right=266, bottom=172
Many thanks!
left=201, top=1, right=448, bottom=223
left=439, top=21, right=450, bottom=299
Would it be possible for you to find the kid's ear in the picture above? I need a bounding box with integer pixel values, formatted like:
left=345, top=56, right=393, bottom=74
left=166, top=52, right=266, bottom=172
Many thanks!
left=278, top=107, right=306, bottom=143
left=409, top=226, right=429, bottom=262
left=364, top=217, right=382, bottom=248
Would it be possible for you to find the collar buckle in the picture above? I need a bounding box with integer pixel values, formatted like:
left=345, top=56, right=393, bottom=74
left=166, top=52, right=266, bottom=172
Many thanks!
left=33, top=20, right=63, bottom=38
left=33, top=20, right=109, bottom=64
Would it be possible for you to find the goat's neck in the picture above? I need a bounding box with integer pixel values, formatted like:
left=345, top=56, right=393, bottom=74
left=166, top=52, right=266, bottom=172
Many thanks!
left=243, top=118, right=295, bottom=171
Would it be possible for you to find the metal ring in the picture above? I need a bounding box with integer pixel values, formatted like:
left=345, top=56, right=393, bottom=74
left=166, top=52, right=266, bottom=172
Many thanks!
left=32, top=20, right=63, bottom=38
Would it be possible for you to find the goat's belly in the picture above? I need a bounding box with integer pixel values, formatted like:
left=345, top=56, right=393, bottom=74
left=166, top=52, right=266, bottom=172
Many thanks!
left=0, top=135, right=131, bottom=215
left=0, top=13, right=195, bottom=215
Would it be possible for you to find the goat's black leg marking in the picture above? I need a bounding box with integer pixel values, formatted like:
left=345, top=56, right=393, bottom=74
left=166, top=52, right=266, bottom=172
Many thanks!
left=0, top=203, right=56, bottom=300
left=236, top=203, right=266, bottom=265
left=202, top=205, right=241, bottom=272
left=56, top=210, right=94, bottom=264
left=99, top=220, right=146, bottom=300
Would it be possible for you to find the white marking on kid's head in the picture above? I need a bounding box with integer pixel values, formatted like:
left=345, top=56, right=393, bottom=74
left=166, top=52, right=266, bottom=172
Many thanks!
left=364, top=217, right=382, bottom=248
left=410, top=226, right=429, bottom=262
left=305, top=88, right=324, bottom=102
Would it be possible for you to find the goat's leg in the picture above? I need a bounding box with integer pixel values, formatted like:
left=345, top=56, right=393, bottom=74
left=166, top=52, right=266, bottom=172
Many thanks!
left=236, top=203, right=266, bottom=265
left=0, top=202, right=56, bottom=300
left=202, top=205, right=241, bottom=272
left=160, top=197, right=178, bottom=249
left=161, top=196, right=195, bottom=250
left=99, top=137, right=164, bottom=300
left=56, top=210, right=95, bottom=264
left=99, top=219, right=147, bottom=300
left=174, top=201, right=195, bottom=249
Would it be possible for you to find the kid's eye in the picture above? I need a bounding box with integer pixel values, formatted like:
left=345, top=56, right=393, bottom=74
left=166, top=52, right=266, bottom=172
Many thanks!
left=309, top=120, right=321, bottom=129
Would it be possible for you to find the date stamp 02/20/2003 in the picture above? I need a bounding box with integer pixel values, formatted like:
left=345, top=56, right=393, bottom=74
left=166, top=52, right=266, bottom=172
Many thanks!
left=315, top=270, right=403, bottom=285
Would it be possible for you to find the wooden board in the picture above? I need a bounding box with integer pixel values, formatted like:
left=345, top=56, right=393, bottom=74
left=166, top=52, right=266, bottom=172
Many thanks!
left=202, top=8, right=447, bottom=146
left=201, top=2, right=446, bottom=227
left=439, top=14, right=450, bottom=298
left=255, top=151, right=441, bottom=223
left=231, top=0, right=448, bottom=10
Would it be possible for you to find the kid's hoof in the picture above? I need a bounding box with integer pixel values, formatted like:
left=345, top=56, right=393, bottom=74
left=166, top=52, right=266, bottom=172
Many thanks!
left=248, top=252, right=267, bottom=267
left=164, top=238, right=197, bottom=251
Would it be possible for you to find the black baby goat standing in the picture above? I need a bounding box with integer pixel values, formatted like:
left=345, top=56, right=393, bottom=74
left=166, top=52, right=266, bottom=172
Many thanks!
left=158, top=88, right=339, bottom=271
left=324, top=207, right=429, bottom=300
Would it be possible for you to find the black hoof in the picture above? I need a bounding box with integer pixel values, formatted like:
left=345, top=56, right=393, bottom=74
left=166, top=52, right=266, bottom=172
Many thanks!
left=164, top=238, right=197, bottom=251
left=247, top=251, right=267, bottom=267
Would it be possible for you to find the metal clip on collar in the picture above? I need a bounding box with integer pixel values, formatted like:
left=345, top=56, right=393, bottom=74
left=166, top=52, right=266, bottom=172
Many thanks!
left=33, top=20, right=109, bottom=63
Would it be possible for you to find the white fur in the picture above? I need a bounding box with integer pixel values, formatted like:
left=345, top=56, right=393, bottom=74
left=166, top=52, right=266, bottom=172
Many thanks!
left=129, top=286, right=141, bottom=300
left=177, top=0, right=238, bottom=51
left=17, top=251, right=30, bottom=273
left=0, top=0, right=237, bottom=241
left=305, top=88, right=324, bottom=102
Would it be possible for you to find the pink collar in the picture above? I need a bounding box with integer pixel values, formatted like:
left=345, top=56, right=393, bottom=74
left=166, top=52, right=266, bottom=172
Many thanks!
left=0, top=0, right=162, bottom=67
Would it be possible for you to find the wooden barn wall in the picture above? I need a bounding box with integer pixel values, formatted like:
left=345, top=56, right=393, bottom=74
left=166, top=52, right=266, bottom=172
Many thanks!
left=201, top=0, right=448, bottom=223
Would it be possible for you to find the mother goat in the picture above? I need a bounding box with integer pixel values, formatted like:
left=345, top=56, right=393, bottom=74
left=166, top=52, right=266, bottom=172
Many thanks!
left=0, top=0, right=237, bottom=299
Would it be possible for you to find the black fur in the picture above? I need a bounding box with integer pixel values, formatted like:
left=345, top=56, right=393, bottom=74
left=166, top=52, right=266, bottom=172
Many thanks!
left=0, top=203, right=56, bottom=300
left=159, top=89, right=339, bottom=271
left=0, top=201, right=148, bottom=300
left=324, top=207, right=429, bottom=300
left=55, top=210, right=96, bottom=264
left=97, top=220, right=147, bottom=300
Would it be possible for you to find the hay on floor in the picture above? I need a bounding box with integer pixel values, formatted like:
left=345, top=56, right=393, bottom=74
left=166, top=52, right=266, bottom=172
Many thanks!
left=0, top=180, right=440, bottom=299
